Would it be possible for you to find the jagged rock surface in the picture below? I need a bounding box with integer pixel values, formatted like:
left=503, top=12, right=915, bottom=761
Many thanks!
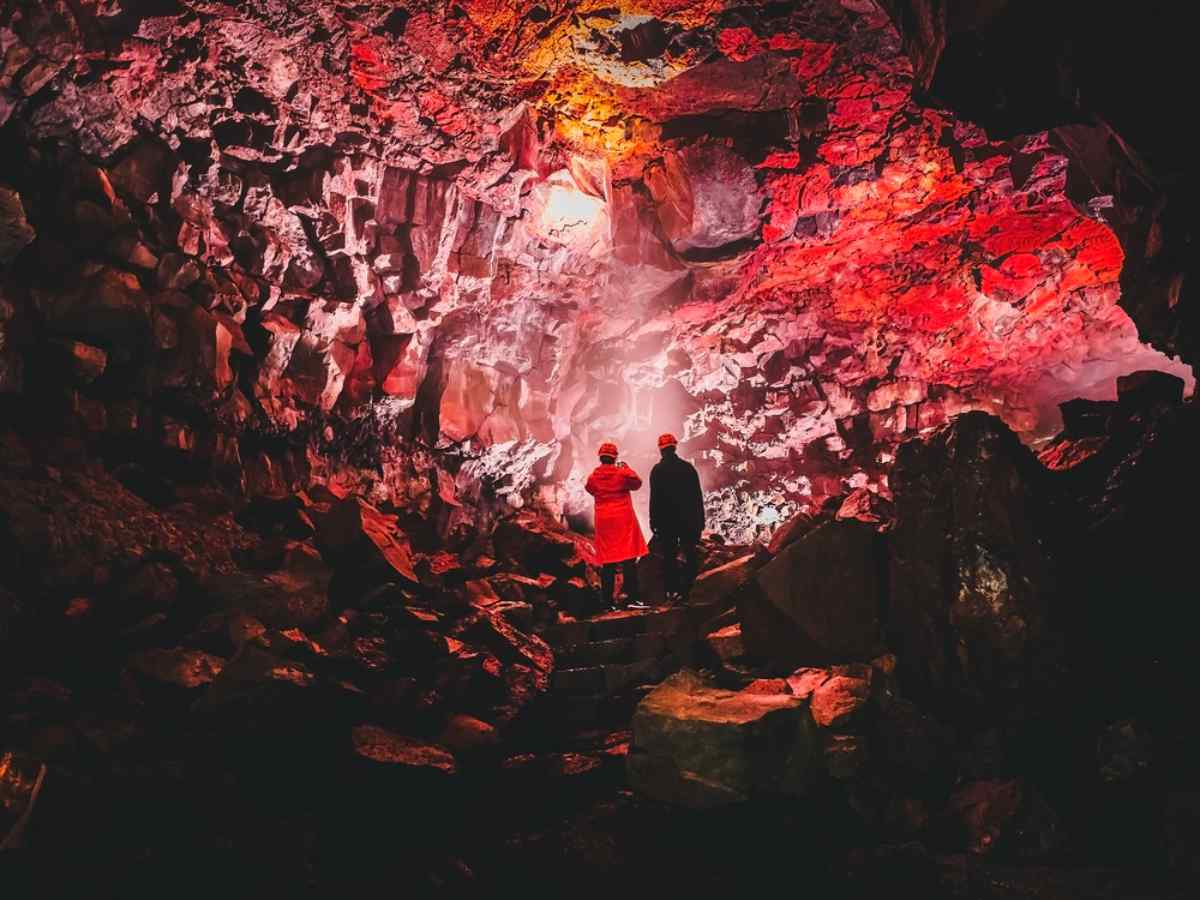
left=0, top=0, right=1190, bottom=546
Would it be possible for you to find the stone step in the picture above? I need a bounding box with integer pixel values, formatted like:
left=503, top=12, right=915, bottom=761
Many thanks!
left=558, top=633, right=667, bottom=668
left=550, top=656, right=673, bottom=697
left=539, top=601, right=729, bottom=648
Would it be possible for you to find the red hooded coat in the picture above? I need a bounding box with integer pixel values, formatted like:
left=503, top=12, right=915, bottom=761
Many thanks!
left=585, top=463, right=649, bottom=564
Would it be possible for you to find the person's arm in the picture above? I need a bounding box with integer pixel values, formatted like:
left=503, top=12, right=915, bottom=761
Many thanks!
left=691, top=466, right=705, bottom=534
left=585, top=470, right=598, bottom=496
left=623, top=466, right=643, bottom=491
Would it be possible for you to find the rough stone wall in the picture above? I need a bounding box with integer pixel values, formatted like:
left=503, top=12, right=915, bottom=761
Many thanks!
left=0, top=1, right=1190, bottom=543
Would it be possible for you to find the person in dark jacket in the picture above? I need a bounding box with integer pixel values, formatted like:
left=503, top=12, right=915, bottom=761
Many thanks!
left=649, top=433, right=704, bottom=603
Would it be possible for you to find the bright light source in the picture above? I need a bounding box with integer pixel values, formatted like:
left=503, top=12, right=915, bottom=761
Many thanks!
left=541, top=182, right=604, bottom=233
left=527, top=169, right=610, bottom=252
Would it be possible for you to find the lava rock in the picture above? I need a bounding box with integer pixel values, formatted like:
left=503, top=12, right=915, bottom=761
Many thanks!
left=491, top=511, right=584, bottom=577
left=204, top=545, right=330, bottom=630
left=809, top=668, right=873, bottom=729
left=706, top=622, right=745, bottom=663
left=689, top=552, right=760, bottom=609
left=888, top=412, right=1059, bottom=706
left=1115, top=369, right=1184, bottom=409
left=627, top=670, right=818, bottom=807
left=128, top=646, right=225, bottom=691
left=314, top=496, right=417, bottom=585
left=644, top=140, right=762, bottom=254
left=739, top=519, right=885, bottom=669
left=0, top=186, right=35, bottom=264
left=350, top=724, right=457, bottom=775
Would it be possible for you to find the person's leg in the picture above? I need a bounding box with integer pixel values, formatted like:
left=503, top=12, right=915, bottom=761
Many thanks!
left=660, top=531, right=680, bottom=598
left=681, top=537, right=700, bottom=600
left=600, top=562, right=617, bottom=607
left=621, top=558, right=642, bottom=604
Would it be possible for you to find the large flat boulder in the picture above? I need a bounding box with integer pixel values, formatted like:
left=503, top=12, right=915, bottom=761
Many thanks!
left=627, top=670, right=817, bottom=807
left=738, top=519, right=884, bottom=669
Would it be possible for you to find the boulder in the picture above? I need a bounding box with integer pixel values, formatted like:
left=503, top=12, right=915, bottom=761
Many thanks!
left=689, top=552, right=759, bottom=609
left=1115, top=369, right=1184, bottom=409
left=835, top=487, right=892, bottom=525
left=491, top=511, right=584, bottom=577
left=766, top=509, right=817, bottom=556
left=437, top=714, right=500, bottom=754
left=128, top=646, right=226, bottom=690
left=627, top=670, right=818, bottom=807
left=738, top=519, right=884, bottom=669
left=51, top=339, right=106, bottom=384
left=644, top=140, right=762, bottom=254
left=889, top=413, right=1058, bottom=706
left=314, top=496, right=416, bottom=584
left=350, top=724, right=457, bottom=775
left=809, top=668, right=872, bottom=729
left=0, top=186, right=35, bottom=264
left=204, top=543, right=330, bottom=630
left=432, top=609, right=553, bottom=726
left=706, top=623, right=745, bottom=663
left=451, top=609, right=554, bottom=677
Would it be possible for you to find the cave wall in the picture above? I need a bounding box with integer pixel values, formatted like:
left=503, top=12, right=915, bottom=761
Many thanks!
left=0, top=0, right=1191, bottom=543
left=878, top=0, right=1196, bottom=373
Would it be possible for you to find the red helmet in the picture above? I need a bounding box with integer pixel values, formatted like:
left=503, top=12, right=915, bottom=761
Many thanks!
left=657, top=433, right=678, bottom=449
left=597, top=441, right=619, bottom=458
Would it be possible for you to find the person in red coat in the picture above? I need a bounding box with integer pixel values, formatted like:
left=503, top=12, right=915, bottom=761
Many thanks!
left=585, top=441, right=648, bottom=609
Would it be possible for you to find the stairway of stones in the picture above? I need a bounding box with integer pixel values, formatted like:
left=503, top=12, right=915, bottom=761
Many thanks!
left=537, top=599, right=729, bottom=734
left=487, top=595, right=730, bottom=810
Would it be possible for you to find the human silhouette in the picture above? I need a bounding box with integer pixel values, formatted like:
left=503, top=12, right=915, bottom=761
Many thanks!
left=585, top=441, right=648, bottom=610
left=649, top=433, right=704, bottom=603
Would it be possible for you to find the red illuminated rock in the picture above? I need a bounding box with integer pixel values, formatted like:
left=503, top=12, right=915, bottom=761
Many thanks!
left=644, top=141, right=762, bottom=254
left=628, top=669, right=818, bottom=807
left=128, top=647, right=225, bottom=690
left=0, top=0, right=1184, bottom=546
left=314, top=496, right=417, bottom=584
left=809, top=668, right=873, bottom=729
left=350, top=725, right=457, bottom=774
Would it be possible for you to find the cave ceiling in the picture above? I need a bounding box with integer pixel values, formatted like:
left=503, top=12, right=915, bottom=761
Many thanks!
left=0, top=0, right=1190, bottom=541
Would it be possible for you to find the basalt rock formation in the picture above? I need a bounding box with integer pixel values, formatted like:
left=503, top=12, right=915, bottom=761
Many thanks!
left=0, top=0, right=1191, bottom=545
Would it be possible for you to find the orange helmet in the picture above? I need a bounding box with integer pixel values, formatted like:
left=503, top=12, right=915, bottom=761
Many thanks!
left=657, top=433, right=678, bottom=449
left=597, top=441, right=619, bottom=458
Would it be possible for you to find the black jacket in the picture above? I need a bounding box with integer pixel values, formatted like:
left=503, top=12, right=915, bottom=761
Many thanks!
left=649, top=452, right=705, bottom=538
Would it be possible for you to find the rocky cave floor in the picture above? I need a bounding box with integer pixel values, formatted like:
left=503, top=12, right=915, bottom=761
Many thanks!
left=2, top=372, right=1200, bottom=898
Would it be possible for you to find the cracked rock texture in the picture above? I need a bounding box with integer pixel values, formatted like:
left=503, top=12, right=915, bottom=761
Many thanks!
left=0, top=0, right=1191, bottom=542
